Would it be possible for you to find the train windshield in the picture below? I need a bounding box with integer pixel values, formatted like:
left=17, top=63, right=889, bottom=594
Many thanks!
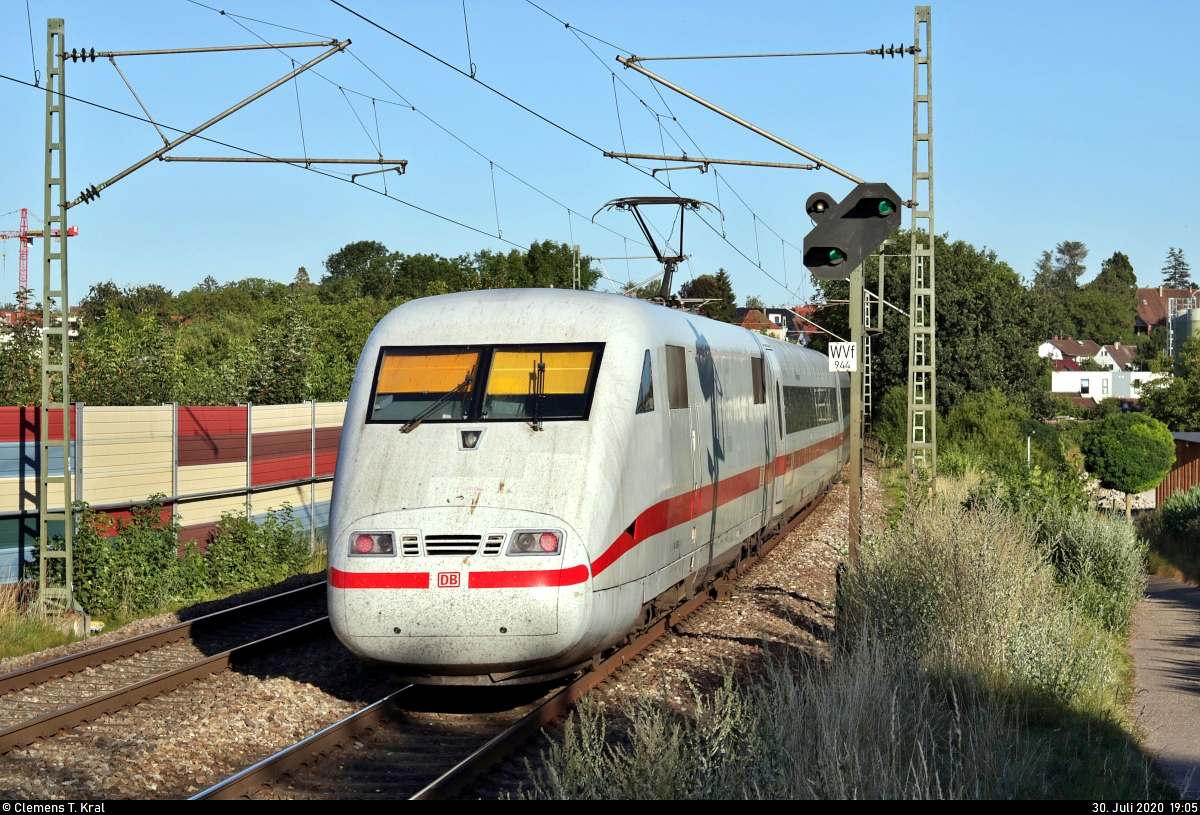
left=367, top=343, right=603, bottom=424
left=482, top=346, right=599, bottom=420
left=369, top=349, right=481, bottom=422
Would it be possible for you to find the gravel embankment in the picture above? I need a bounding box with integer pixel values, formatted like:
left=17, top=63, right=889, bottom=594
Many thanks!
left=2, top=467, right=885, bottom=800
left=469, top=465, right=886, bottom=798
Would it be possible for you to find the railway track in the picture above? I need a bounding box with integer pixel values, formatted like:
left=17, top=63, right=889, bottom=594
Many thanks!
left=0, top=581, right=328, bottom=755
left=196, top=492, right=829, bottom=801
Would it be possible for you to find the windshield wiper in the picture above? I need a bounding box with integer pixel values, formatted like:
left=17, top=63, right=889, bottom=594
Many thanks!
left=400, top=374, right=473, bottom=434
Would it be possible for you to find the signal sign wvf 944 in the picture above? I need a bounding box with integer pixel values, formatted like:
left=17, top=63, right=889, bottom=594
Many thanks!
left=828, top=342, right=857, bottom=372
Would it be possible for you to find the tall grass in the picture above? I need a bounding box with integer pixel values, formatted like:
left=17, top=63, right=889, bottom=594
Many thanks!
left=1138, top=486, right=1200, bottom=584
left=526, top=485, right=1163, bottom=800
left=0, top=582, right=79, bottom=660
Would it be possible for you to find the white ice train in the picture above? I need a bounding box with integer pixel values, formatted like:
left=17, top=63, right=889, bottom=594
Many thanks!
left=327, top=288, right=849, bottom=684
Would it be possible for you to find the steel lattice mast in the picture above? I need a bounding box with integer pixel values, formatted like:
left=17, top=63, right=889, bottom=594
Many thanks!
left=907, top=6, right=936, bottom=475
left=40, top=18, right=75, bottom=611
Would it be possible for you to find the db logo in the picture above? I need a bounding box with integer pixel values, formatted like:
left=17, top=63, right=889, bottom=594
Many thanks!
left=437, top=572, right=461, bottom=588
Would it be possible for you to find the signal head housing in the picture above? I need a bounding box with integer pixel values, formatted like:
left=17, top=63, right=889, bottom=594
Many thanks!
left=803, top=182, right=902, bottom=280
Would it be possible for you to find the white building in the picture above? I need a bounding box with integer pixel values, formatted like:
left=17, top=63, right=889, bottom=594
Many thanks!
left=1049, top=370, right=1166, bottom=400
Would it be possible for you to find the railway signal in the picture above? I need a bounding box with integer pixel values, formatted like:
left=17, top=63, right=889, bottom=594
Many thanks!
left=802, top=183, right=902, bottom=280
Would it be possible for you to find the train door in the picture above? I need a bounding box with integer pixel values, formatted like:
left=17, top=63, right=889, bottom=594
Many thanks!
left=664, top=345, right=696, bottom=557
left=762, top=348, right=784, bottom=523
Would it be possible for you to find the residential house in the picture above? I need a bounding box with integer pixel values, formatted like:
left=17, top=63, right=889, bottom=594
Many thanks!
left=1096, top=342, right=1136, bottom=371
left=1049, top=369, right=1165, bottom=401
left=737, top=308, right=785, bottom=340
left=1136, top=286, right=1199, bottom=335
left=1038, top=337, right=1103, bottom=363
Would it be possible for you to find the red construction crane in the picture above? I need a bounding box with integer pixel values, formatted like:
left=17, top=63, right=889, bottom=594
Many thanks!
left=0, top=208, right=78, bottom=304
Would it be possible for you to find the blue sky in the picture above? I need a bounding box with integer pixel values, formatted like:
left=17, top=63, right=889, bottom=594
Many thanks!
left=1, top=0, right=1196, bottom=307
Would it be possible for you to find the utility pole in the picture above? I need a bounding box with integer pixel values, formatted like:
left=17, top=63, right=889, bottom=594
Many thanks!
left=906, top=6, right=937, bottom=475
left=39, top=18, right=74, bottom=612
left=572, top=244, right=581, bottom=290
left=35, top=21, right=402, bottom=611
left=848, top=263, right=864, bottom=561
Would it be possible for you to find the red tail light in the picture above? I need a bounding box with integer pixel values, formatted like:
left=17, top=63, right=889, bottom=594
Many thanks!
left=506, top=529, right=565, bottom=556
left=349, top=532, right=395, bottom=556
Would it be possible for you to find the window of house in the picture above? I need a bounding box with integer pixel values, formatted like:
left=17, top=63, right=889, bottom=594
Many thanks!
left=1102, top=379, right=1109, bottom=396
left=1080, top=378, right=1090, bottom=395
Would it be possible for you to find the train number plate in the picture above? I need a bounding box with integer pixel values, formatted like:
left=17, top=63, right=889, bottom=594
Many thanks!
left=437, top=572, right=461, bottom=588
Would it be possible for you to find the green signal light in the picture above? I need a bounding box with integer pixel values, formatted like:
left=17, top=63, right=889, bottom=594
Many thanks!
left=877, top=199, right=895, bottom=215
left=828, top=248, right=846, bottom=265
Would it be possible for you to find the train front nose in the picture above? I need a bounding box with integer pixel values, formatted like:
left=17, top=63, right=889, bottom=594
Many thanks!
left=328, top=507, right=592, bottom=677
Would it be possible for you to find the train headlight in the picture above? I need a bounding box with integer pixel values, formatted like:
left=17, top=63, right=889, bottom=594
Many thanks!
left=349, top=532, right=396, bottom=557
left=506, top=529, right=563, bottom=556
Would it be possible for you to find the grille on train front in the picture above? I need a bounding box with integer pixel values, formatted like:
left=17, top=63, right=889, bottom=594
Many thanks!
left=422, top=534, right=482, bottom=556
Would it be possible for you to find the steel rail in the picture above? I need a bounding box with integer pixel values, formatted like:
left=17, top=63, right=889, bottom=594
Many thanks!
left=0, top=617, right=329, bottom=754
left=192, top=686, right=412, bottom=800
left=194, top=489, right=830, bottom=799
left=0, top=581, right=323, bottom=695
left=410, top=491, right=825, bottom=800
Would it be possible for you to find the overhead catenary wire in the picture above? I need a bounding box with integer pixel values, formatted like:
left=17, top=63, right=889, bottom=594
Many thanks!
left=189, top=0, right=650, bottom=252
left=194, top=2, right=820, bottom=316
left=25, top=0, right=40, bottom=86
left=461, top=0, right=476, bottom=78
left=517, top=2, right=814, bottom=282
left=0, top=71, right=521, bottom=248
left=292, top=59, right=309, bottom=162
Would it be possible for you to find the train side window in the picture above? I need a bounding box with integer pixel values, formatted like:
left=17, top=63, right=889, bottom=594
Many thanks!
left=665, top=345, right=688, bottom=409
left=636, top=350, right=655, bottom=414
left=751, top=357, right=766, bottom=404
left=776, top=382, right=784, bottom=440
left=841, top=385, right=851, bottom=419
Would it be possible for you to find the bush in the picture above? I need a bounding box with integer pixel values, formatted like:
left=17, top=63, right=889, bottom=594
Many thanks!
left=527, top=481, right=1163, bottom=801
left=73, top=498, right=187, bottom=618
left=63, top=500, right=312, bottom=618
left=1038, top=508, right=1146, bottom=633
left=1158, top=484, right=1200, bottom=532
left=1137, top=488, right=1200, bottom=584
left=839, top=493, right=1117, bottom=712
left=527, top=644, right=1032, bottom=800
left=206, top=505, right=309, bottom=594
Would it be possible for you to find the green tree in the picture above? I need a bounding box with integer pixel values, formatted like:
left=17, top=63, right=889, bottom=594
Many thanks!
left=1077, top=356, right=1107, bottom=372
left=1162, top=247, right=1193, bottom=288
left=1069, top=251, right=1137, bottom=345
left=1082, top=413, right=1176, bottom=518
left=71, top=305, right=179, bottom=406
left=521, top=240, right=599, bottom=290
left=0, top=298, right=41, bottom=405
left=810, top=230, right=1050, bottom=416
left=745, top=295, right=765, bottom=310
left=1141, top=337, right=1200, bottom=431
left=678, top=269, right=737, bottom=322
left=79, top=281, right=174, bottom=326
left=940, top=387, right=1029, bottom=465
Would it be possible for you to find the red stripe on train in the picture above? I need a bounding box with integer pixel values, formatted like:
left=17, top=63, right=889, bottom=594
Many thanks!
left=468, top=565, right=589, bottom=588
left=329, top=567, right=429, bottom=589
left=592, top=429, right=848, bottom=577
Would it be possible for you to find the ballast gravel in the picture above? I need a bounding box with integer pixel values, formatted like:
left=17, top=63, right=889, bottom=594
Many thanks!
left=593, top=466, right=886, bottom=707
left=3, top=468, right=884, bottom=800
